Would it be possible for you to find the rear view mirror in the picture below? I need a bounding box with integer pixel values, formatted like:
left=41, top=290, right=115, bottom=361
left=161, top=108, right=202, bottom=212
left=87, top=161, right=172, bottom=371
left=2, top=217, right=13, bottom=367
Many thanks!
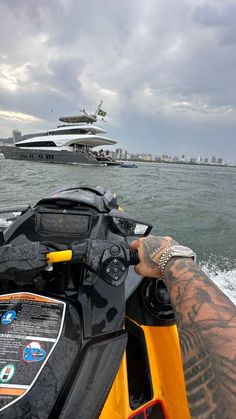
left=108, top=209, right=152, bottom=237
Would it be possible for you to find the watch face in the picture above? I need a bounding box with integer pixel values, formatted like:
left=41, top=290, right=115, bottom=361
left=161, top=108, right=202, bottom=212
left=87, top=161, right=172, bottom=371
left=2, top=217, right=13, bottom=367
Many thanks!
left=171, top=245, right=194, bottom=256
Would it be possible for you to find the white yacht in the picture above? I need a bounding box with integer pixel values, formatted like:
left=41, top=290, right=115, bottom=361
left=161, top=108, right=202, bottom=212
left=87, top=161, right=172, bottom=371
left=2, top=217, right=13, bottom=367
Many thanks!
left=0, top=105, right=119, bottom=165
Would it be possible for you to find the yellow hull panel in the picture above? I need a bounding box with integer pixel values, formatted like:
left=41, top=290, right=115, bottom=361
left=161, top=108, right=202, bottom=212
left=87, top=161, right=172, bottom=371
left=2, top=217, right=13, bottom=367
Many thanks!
left=100, top=324, right=190, bottom=418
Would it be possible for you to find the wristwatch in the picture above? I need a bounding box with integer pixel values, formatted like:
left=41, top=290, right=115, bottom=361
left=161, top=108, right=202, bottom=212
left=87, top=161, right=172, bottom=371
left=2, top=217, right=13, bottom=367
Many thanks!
left=158, top=245, right=196, bottom=278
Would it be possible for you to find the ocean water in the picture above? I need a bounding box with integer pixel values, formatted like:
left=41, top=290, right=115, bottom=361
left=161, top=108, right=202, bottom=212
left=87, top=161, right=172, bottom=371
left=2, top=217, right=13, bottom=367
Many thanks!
left=0, top=157, right=235, bottom=304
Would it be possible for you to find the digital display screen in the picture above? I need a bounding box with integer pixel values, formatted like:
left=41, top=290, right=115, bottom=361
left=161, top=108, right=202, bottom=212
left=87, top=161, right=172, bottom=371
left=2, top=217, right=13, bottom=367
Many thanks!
left=38, top=212, right=90, bottom=236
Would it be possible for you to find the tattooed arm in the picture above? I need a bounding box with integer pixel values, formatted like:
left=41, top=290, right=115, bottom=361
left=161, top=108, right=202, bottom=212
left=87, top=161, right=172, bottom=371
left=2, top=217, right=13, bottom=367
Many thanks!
left=130, top=236, right=236, bottom=419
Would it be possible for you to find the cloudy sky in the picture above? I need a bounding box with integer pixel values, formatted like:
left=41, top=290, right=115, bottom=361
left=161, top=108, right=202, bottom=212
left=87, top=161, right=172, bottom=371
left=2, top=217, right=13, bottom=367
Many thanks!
left=0, top=0, right=236, bottom=162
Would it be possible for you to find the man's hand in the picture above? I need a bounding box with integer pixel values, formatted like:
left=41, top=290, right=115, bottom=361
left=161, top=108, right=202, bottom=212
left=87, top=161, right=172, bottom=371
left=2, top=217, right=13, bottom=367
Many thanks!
left=0, top=243, right=49, bottom=277
left=130, top=235, right=178, bottom=278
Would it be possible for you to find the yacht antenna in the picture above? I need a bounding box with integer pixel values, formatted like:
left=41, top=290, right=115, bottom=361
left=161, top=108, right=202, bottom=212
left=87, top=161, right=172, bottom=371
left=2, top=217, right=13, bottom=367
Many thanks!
left=79, top=105, right=102, bottom=121
left=79, top=107, right=89, bottom=117
left=96, top=100, right=103, bottom=115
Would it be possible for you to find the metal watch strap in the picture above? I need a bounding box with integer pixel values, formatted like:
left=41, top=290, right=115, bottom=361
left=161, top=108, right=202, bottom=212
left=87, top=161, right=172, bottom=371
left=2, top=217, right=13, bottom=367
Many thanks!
left=158, top=247, right=195, bottom=279
left=158, top=248, right=174, bottom=278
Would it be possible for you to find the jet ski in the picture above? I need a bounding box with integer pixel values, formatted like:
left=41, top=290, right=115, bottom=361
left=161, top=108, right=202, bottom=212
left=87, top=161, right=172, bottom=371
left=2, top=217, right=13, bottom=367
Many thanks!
left=0, top=186, right=190, bottom=418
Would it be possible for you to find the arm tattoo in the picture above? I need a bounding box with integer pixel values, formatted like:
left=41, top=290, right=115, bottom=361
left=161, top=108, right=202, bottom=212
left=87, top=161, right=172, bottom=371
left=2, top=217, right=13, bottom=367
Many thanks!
left=142, top=239, right=160, bottom=269
left=142, top=236, right=177, bottom=269
left=164, top=258, right=236, bottom=418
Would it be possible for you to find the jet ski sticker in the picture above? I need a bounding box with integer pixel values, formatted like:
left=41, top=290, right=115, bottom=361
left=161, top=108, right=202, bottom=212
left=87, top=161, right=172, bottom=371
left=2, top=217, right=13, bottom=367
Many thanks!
left=0, top=364, right=16, bottom=383
left=0, top=292, right=65, bottom=413
left=23, top=342, right=47, bottom=363
left=1, top=310, right=17, bottom=325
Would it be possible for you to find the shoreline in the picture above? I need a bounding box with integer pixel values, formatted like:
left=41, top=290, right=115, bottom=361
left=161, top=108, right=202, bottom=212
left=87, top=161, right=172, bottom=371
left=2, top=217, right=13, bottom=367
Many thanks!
left=118, top=159, right=236, bottom=168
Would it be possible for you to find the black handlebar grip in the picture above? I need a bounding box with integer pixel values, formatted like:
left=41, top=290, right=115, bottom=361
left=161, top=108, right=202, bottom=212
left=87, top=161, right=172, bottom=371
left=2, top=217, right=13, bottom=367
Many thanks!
left=129, top=249, right=140, bottom=265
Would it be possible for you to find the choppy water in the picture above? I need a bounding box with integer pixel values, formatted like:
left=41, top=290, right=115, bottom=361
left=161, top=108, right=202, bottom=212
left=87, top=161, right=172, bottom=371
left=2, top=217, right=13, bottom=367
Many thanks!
left=0, top=157, right=235, bottom=303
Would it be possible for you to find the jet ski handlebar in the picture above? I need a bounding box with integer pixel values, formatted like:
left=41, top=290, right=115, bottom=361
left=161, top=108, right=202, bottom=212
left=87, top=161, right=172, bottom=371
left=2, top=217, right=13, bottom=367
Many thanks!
left=47, top=239, right=140, bottom=287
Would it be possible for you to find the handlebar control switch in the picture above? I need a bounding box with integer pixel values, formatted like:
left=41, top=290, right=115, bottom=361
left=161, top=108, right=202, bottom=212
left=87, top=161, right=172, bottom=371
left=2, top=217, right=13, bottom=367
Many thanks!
left=72, top=239, right=131, bottom=287
left=110, top=245, right=120, bottom=256
left=104, top=258, right=127, bottom=286
left=99, top=243, right=130, bottom=286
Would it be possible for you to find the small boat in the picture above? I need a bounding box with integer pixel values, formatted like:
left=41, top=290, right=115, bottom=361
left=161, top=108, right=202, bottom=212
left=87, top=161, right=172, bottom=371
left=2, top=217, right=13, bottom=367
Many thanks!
left=120, top=163, right=138, bottom=168
left=0, top=186, right=189, bottom=418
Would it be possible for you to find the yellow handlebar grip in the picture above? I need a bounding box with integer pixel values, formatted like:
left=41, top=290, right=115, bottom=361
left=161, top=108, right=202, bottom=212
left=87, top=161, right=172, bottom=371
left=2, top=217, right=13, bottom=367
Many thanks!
left=47, top=250, right=73, bottom=263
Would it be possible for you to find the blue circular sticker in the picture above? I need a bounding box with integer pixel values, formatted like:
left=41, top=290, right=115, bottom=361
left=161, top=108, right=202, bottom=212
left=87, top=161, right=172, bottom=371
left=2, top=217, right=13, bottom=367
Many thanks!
left=23, top=341, right=46, bottom=363
left=1, top=310, right=17, bottom=325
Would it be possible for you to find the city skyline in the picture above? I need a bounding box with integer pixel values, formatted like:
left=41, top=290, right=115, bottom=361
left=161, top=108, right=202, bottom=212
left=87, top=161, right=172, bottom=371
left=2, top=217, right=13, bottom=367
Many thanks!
left=111, top=148, right=231, bottom=166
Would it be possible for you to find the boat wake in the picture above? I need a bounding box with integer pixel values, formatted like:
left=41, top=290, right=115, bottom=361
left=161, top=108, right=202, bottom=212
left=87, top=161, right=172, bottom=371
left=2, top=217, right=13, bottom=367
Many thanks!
left=0, top=212, right=22, bottom=230
left=202, top=263, right=236, bottom=305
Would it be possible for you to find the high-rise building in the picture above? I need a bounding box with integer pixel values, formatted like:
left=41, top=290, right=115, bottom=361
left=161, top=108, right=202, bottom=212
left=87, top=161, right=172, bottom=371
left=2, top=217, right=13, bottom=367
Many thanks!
left=115, top=148, right=127, bottom=160
left=12, top=129, right=22, bottom=143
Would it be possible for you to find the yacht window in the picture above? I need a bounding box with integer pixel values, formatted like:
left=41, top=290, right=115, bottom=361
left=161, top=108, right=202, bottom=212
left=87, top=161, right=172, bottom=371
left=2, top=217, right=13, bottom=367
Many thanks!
left=16, top=141, right=57, bottom=147
left=49, top=129, right=88, bottom=135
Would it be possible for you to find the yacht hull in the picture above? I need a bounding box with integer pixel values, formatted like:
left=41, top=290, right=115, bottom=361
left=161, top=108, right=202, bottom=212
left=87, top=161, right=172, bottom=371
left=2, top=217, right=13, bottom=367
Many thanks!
left=0, top=146, right=118, bottom=166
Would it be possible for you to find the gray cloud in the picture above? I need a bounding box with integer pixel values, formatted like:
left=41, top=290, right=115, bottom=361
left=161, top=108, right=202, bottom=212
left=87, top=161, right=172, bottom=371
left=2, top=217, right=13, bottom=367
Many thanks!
left=0, top=0, right=236, bottom=161
left=193, top=3, right=236, bottom=29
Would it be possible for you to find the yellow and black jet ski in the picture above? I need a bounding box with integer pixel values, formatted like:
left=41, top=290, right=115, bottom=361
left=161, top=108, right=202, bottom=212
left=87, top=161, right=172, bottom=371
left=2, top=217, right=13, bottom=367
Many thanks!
left=0, top=186, right=190, bottom=418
